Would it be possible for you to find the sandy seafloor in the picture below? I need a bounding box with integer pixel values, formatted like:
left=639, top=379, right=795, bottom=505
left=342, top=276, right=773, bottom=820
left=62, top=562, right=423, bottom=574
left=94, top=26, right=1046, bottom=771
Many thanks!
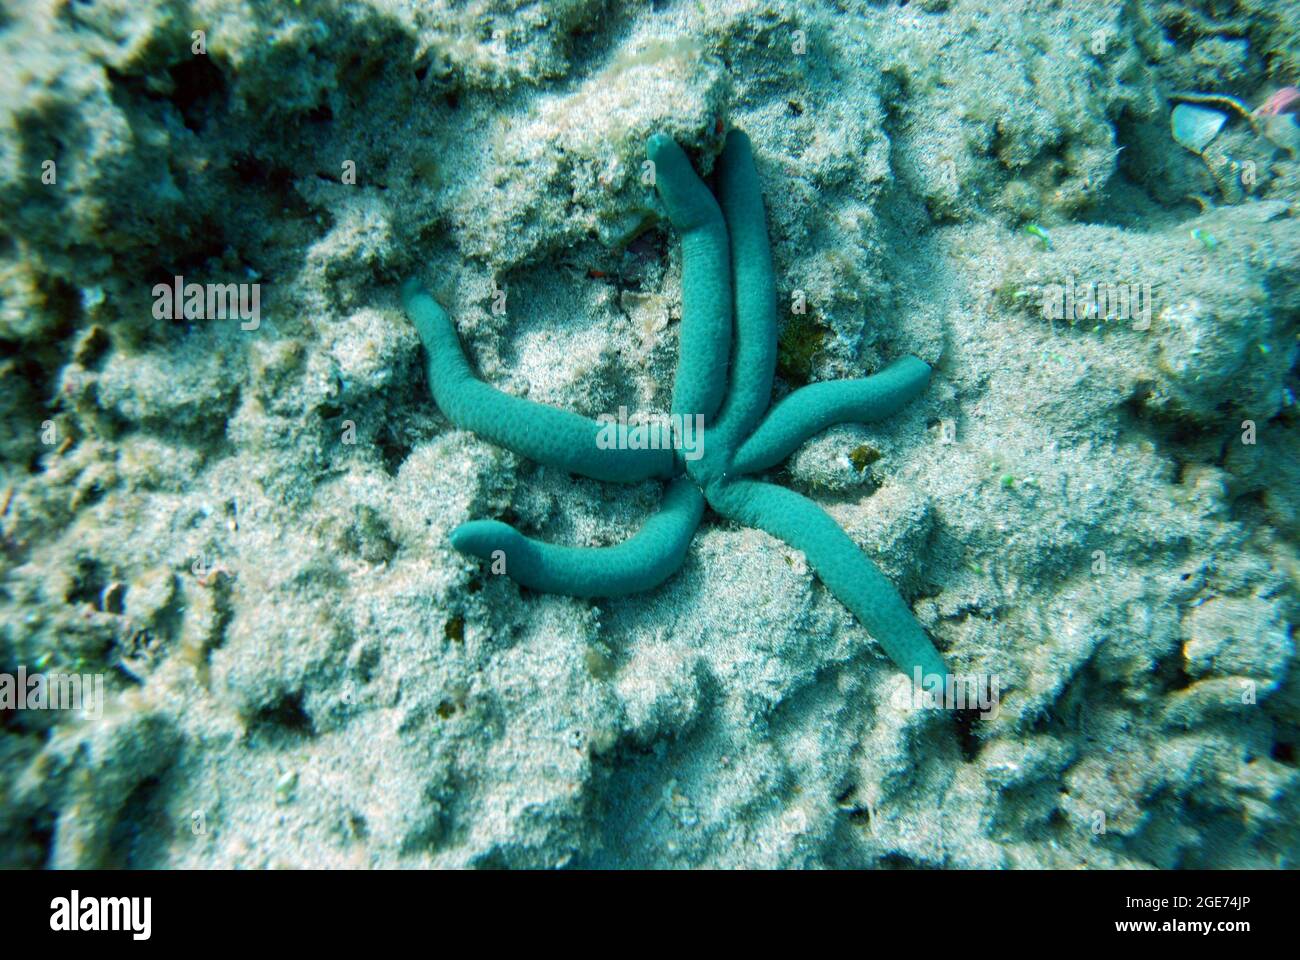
left=0, top=0, right=1298, bottom=869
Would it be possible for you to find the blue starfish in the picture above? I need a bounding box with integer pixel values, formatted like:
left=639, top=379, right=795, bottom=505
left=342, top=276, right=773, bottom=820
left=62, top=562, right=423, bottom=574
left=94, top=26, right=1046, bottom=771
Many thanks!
left=403, top=130, right=947, bottom=685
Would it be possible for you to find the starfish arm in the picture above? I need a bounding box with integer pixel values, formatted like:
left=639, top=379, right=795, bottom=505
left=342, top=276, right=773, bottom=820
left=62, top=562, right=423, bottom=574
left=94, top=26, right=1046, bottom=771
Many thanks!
left=403, top=279, right=674, bottom=483
left=730, top=356, right=931, bottom=475
left=708, top=478, right=947, bottom=684
left=448, top=477, right=704, bottom=597
left=710, top=130, right=779, bottom=455
left=647, top=134, right=732, bottom=423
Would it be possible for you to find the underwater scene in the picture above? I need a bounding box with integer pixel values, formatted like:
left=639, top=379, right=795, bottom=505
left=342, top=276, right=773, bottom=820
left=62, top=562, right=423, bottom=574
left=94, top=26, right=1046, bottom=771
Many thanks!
left=0, top=0, right=1297, bottom=872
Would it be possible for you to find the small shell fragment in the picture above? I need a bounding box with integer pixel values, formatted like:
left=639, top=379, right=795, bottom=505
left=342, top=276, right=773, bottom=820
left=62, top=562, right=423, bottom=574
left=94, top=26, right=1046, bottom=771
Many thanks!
left=1171, top=103, right=1227, bottom=154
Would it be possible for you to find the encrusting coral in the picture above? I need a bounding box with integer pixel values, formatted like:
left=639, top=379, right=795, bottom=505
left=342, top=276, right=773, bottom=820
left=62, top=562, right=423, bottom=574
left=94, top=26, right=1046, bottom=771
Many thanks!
left=403, top=130, right=947, bottom=685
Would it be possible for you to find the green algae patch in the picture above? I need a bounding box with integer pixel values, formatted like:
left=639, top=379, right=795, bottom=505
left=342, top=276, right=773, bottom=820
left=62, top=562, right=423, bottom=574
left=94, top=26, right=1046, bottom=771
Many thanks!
left=849, top=444, right=882, bottom=472
left=776, top=312, right=830, bottom=386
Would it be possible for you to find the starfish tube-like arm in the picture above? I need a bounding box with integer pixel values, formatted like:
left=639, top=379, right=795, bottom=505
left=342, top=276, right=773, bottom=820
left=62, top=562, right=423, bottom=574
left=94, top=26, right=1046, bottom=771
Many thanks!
left=448, top=477, right=704, bottom=597
left=646, top=134, right=733, bottom=423
left=730, top=356, right=932, bottom=475
left=709, top=130, right=779, bottom=458
left=402, top=279, right=674, bottom=483
left=709, top=478, right=947, bottom=685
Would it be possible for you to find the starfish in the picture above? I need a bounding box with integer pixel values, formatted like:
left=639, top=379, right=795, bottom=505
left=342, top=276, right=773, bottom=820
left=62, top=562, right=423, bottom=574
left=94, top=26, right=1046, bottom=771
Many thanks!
left=402, top=129, right=948, bottom=685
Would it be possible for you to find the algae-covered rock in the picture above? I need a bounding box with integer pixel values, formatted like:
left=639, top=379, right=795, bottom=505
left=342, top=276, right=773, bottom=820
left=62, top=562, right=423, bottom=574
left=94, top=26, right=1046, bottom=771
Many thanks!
left=0, top=0, right=1297, bottom=871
